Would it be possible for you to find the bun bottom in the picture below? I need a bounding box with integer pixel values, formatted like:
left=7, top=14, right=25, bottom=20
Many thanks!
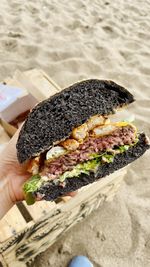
left=35, top=133, right=149, bottom=201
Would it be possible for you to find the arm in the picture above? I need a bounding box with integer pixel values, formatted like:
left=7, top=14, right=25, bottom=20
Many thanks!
left=0, top=130, right=30, bottom=219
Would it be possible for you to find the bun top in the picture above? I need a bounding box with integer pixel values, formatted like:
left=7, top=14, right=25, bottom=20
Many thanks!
left=16, top=79, right=134, bottom=163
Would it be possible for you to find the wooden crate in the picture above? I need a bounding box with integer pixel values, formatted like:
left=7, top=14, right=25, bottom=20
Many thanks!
left=0, top=69, right=127, bottom=266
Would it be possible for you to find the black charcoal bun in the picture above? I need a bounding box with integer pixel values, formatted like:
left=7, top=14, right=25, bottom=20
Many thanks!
left=35, top=133, right=150, bottom=201
left=17, top=79, right=134, bottom=163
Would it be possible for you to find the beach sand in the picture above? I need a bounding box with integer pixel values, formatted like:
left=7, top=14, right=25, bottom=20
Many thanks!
left=0, top=0, right=150, bottom=266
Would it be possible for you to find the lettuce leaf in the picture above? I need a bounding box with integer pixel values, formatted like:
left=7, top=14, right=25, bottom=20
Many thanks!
left=102, top=153, right=114, bottom=163
left=25, top=192, right=36, bottom=205
left=23, top=174, right=42, bottom=193
left=23, top=174, right=42, bottom=205
left=118, top=145, right=130, bottom=153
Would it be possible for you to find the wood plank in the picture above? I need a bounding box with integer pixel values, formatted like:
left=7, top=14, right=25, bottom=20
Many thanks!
left=58, top=167, right=127, bottom=211
left=13, top=69, right=61, bottom=101
left=23, top=201, right=56, bottom=221
left=0, top=167, right=126, bottom=265
left=0, top=205, right=27, bottom=243
left=0, top=254, right=7, bottom=267
left=0, top=120, right=16, bottom=137
left=3, top=77, right=26, bottom=89
left=1, top=168, right=126, bottom=266
left=12, top=70, right=45, bottom=101
left=1, top=254, right=27, bottom=267
left=24, top=69, right=61, bottom=91
left=0, top=124, right=10, bottom=144
left=3, top=69, right=61, bottom=99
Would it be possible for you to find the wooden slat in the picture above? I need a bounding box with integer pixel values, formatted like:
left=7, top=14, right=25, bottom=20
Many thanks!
left=3, top=77, right=26, bottom=89
left=0, top=119, right=17, bottom=137
left=23, top=200, right=56, bottom=221
left=0, top=205, right=27, bottom=243
left=1, top=254, right=27, bottom=267
left=1, top=167, right=127, bottom=267
left=24, top=69, right=61, bottom=92
left=13, top=69, right=61, bottom=101
left=0, top=124, right=10, bottom=144
left=0, top=254, right=7, bottom=267
left=58, top=167, right=127, bottom=211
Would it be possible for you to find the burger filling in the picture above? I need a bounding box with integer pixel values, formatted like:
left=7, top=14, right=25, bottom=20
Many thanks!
left=23, top=115, right=138, bottom=203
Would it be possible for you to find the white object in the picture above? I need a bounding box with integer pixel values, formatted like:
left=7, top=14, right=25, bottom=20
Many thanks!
left=0, top=84, right=24, bottom=112
left=109, top=110, right=135, bottom=123
left=46, top=146, right=66, bottom=160
left=0, top=84, right=38, bottom=122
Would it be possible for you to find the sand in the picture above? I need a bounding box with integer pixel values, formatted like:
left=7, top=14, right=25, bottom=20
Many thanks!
left=0, top=0, right=150, bottom=266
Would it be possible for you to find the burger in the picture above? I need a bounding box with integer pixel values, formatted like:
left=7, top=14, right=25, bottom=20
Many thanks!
left=16, top=80, right=150, bottom=204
